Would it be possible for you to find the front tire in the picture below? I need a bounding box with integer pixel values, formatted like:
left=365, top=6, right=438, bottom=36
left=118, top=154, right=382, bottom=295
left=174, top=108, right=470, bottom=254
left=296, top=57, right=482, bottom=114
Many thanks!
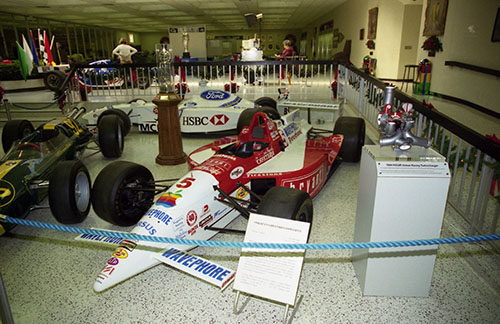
left=257, top=186, right=313, bottom=239
left=49, top=160, right=91, bottom=224
left=98, top=109, right=131, bottom=136
left=98, top=114, right=124, bottom=158
left=2, top=120, right=35, bottom=153
left=44, top=70, right=66, bottom=91
left=333, top=116, right=365, bottom=162
left=92, top=161, right=155, bottom=226
left=254, top=97, right=277, bottom=110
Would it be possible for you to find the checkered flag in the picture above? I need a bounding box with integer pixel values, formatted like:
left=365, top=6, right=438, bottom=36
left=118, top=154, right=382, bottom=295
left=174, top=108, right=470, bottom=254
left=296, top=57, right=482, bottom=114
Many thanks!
left=38, top=29, right=48, bottom=65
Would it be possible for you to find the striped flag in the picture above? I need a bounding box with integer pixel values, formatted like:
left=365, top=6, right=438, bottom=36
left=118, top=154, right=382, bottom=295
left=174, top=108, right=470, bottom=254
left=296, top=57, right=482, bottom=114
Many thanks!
left=22, top=35, right=34, bottom=75
left=16, top=41, right=28, bottom=80
left=29, top=30, right=39, bottom=66
left=44, top=31, right=56, bottom=66
left=39, top=29, right=48, bottom=65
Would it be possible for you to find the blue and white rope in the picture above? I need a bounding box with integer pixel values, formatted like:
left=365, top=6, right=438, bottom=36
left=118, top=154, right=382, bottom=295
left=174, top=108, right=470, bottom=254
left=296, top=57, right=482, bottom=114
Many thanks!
left=2, top=216, right=500, bottom=250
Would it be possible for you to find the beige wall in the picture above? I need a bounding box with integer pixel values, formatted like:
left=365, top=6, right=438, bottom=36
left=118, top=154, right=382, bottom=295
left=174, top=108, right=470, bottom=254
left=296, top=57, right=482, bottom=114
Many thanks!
left=416, top=0, right=500, bottom=112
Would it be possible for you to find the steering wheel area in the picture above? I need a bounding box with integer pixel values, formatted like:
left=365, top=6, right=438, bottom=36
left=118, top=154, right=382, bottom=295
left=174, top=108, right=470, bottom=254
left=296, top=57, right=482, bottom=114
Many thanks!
left=17, top=142, right=42, bottom=152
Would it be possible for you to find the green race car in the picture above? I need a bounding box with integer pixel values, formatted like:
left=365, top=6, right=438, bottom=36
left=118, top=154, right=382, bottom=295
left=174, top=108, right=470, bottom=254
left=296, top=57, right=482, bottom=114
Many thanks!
left=0, top=107, right=126, bottom=235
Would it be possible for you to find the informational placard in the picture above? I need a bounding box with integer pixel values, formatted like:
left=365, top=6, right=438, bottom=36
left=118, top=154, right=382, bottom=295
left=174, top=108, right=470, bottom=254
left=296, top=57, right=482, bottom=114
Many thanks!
left=233, top=213, right=310, bottom=306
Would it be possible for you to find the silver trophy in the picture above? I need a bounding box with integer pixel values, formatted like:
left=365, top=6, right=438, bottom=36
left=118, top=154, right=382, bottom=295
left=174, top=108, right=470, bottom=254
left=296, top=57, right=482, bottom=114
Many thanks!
left=155, top=44, right=174, bottom=93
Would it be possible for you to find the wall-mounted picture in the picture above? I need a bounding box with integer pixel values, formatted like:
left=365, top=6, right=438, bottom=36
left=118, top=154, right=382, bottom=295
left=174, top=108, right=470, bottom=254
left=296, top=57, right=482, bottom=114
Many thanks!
left=367, top=7, right=378, bottom=39
left=492, top=7, right=500, bottom=42
left=359, top=28, right=365, bottom=40
left=423, top=0, right=449, bottom=36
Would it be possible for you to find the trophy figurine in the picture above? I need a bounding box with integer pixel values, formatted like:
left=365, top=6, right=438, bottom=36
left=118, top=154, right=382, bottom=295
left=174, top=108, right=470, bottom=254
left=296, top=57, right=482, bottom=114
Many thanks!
left=182, top=31, right=190, bottom=58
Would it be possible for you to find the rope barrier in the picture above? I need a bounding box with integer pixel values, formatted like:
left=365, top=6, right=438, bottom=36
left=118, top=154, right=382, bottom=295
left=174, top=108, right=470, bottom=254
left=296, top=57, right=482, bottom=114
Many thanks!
left=9, top=94, right=65, bottom=110
left=2, top=216, right=500, bottom=250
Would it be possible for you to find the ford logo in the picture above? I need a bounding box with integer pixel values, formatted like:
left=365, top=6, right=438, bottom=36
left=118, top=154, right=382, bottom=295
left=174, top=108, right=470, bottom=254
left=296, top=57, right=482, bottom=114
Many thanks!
left=200, top=90, right=230, bottom=101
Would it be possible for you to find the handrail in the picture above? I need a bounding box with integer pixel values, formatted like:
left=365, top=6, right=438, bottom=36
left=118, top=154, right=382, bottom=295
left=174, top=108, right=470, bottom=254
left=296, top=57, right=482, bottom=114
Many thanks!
left=445, top=61, right=500, bottom=78
left=342, top=63, right=500, bottom=162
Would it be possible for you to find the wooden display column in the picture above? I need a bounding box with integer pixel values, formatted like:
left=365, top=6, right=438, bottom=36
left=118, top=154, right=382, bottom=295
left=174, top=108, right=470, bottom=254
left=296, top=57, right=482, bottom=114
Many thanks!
left=154, top=92, right=187, bottom=165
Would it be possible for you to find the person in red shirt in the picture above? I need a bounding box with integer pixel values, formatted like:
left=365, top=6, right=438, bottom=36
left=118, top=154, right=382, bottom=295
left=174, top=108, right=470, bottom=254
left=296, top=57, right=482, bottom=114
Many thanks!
left=275, top=39, right=295, bottom=85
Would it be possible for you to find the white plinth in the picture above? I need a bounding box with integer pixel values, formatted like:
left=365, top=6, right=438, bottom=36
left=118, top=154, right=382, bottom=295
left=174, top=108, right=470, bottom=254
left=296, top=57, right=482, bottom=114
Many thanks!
left=352, top=145, right=450, bottom=297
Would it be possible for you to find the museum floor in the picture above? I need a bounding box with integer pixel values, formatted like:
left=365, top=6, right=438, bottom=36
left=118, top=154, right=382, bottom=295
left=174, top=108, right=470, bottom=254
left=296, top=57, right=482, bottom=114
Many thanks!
left=1, top=90, right=500, bottom=323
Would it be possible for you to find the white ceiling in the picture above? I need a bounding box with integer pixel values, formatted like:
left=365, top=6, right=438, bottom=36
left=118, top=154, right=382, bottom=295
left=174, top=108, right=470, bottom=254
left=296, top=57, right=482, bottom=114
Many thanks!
left=0, top=0, right=352, bottom=33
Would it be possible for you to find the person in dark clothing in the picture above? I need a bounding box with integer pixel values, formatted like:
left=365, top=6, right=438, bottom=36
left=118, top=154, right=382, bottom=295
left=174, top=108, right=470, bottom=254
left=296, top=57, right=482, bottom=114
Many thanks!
left=275, top=39, right=296, bottom=85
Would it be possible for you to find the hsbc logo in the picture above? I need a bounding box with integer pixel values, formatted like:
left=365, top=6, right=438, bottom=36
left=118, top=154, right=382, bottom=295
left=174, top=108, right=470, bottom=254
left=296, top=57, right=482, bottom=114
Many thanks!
left=210, top=114, right=229, bottom=126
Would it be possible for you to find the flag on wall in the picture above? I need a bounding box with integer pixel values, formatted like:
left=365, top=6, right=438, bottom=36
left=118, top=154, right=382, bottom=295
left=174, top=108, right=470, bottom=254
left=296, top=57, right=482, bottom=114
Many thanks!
left=16, top=41, right=28, bottom=80
left=44, top=31, right=56, bottom=66
left=39, top=29, right=48, bottom=65
left=22, top=35, right=34, bottom=76
left=29, top=30, right=39, bottom=66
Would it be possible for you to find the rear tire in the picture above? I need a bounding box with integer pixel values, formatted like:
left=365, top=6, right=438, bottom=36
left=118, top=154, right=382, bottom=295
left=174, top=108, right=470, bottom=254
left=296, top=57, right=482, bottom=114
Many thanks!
left=257, top=186, right=313, bottom=239
left=49, top=160, right=91, bottom=224
left=2, top=120, right=34, bottom=153
left=333, top=116, right=365, bottom=162
left=98, top=114, right=124, bottom=158
left=236, top=107, right=281, bottom=134
left=254, top=97, right=277, bottom=110
left=92, top=161, right=155, bottom=226
left=44, top=70, right=66, bottom=91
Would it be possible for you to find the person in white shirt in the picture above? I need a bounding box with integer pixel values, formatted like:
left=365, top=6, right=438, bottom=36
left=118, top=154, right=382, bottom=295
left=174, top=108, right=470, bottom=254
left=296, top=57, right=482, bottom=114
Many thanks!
left=112, top=38, right=137, bottom=64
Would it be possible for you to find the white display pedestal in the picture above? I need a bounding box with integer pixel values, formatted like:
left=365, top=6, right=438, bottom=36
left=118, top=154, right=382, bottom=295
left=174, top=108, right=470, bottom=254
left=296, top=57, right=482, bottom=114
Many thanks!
left=352, top=145, right=450, bottom=297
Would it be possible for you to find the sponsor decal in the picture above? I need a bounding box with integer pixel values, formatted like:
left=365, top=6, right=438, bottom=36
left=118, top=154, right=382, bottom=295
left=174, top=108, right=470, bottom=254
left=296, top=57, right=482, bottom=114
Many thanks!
left=138, top=122, right=157, bottom=133
left=157, top=248, right=235, bottom=289
left=283, top=122, right=299, bottom=137
left=145, top=208, right=173, bottom=226
left=137, top=221, right=157, bottom=235
left=200, top=90, right=230, bottom=101
left=183, top=102, right=197, bottom=107
left=107, top=257, right=119, bottom=266
left=176, top=177, right=195, bottom=189
left=119, top=240, right=137, bottom=252
left=183, top=116, right=209, bottom=126
left=203, top=204, right=210, bottom=214
left=153, top=107, right=158, bottom=114
left=186, top=210, right=198, bottom=227
left=0, top=180, right=15, bottom=208
left=218, top=96, right=242, bottom=107
left=282, top=163, right=327, bottom=195
left=77, top=233, right=123, bottom=245
left=210, top=114, right=229, bottom=126
left=256, top=147, right=275, bottom=165
left=230, top=166, right=244, bottom=180
left=188, top=224, right=198, bottom=236
left=113, top=248, right=129, bottom=259
left=199, top=214, right=214, bottom=229
left=156, top=190, right=183, bottom=208
left=235, top=187, right=248, bottom=199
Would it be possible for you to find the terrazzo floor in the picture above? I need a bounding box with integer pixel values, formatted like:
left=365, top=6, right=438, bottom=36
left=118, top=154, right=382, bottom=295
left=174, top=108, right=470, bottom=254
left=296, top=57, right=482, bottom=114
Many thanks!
left=1, top=119, right=500, bottom=324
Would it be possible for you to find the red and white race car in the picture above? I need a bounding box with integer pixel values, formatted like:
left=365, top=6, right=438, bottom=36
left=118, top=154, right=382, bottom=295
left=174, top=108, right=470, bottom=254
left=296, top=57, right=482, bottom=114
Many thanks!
left=88, top=109, right=365, bottom=292
left=81, top=90, right=278, bottom=134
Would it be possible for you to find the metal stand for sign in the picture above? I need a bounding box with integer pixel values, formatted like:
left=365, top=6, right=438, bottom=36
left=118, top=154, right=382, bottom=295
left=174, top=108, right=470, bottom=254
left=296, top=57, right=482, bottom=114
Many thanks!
left=233, top=291, right=299, bottom=324
left=0, top=273, right=14, bottom=324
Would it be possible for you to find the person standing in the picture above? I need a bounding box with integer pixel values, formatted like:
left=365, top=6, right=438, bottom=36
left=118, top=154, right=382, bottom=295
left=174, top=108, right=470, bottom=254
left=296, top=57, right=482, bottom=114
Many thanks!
left=112, top=38, right=137, bottom=64
left=275, top=39, right=296, bottom=85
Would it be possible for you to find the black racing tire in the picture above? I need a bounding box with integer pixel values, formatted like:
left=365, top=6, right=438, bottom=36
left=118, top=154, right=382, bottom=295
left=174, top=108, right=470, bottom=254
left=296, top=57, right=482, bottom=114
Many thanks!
left=137, top=75, right=150, bottom=89
left=98, top=109, right=131, bottom=136
left=92, top=161, right=155, bottom=226
left=257, top=186, right=313, bottom=239
left=1, top=119, right=34, bottom=153
left=254, top=97, right=277, bottom=110
left=43, top=70, right=66, bottom=91
left=333, top=116, right=366, bottom=162
left=98, top=114, right=124, bottom=158
left=49, top=160, right=91, bottom=224
left=236, top=107, right=281, bottom=134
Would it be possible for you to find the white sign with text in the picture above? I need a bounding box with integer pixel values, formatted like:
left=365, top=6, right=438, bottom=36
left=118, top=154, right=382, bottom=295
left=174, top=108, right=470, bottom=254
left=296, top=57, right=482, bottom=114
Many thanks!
left=233, top=213, right=310, bottom=305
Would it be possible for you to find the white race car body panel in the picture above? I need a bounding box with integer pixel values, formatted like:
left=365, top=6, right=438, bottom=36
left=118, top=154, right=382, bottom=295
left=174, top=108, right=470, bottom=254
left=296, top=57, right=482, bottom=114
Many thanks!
left=94, top=110, right=343, bottom=291
left=82, top=90, right=257, bottom=134
left=94, top=170, right=243, bottom=292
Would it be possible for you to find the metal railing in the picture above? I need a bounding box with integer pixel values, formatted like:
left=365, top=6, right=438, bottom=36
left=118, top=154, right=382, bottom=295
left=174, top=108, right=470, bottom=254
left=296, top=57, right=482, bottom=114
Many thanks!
left=64, top=60, right=338, bottom=103
left=338, top=64, right=500, bottom=249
